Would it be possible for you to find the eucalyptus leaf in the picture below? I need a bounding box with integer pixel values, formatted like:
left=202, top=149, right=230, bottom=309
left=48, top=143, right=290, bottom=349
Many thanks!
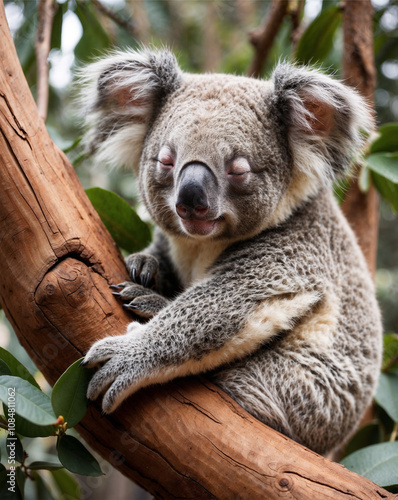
left=370, top=123, right=398, bottom=154
left=296, top=6, right=342, bottom=65
left=0, top=376, right=56, bottom=426
left=366, top=153, right=398, bottom=184
left=57, top=435, right=103, bottom=477
left=51, top=358, right=93, bottom=428
left=74, top=3, right=111, bottom=62
left=341, top=441, right=398, bottom=488
left=0, top=348, right=40, bottom=389
left=86, top=187, right=151, bottom=253
left=375, top=372, right=398, bottom=422
left=28, top=461, right=63, bottom=471
left=0, top=360, right=11, bottom=377
left=15, top=467, right=25, bottom=500
left=358, top=165, right=371, bottom=193
left=50, top=2, right=66, bottom=51
left=33, top=472, right=56, bottom=500
left=372, top=172, right=398, bottom=212
left=0, top=468, right=22, bottom=500
left=12, top=414, right=55, bottom=438
left=50, top=468, right=81, bottom=500
left=383, top=334, right=398, bottom=372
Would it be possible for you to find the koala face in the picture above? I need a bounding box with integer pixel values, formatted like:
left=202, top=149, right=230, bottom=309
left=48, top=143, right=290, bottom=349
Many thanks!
left=82, top=48, right=373, bottom=242
left=140, top=74, right=291, bottom=240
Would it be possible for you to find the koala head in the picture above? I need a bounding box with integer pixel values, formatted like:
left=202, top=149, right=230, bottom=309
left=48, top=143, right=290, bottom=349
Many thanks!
left=81, top=48, right=373, bottom=241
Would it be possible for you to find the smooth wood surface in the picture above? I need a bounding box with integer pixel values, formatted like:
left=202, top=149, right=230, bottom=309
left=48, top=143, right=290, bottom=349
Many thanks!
left=0, top=2, right=395, bottom=498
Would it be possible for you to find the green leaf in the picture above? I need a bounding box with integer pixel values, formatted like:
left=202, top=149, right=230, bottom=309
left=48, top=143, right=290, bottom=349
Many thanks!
left=74, top=3, right=112, bottom=62
left=32, top=472, right=56, bottom=500
left=343, top=423, right=383, bottom=458
left=370, top=124, right=398, bottom=154
left=0, top=360, right=11, bottom=376
left=86, top=187, right=151, bottom=253
left=62, top=136, right=82, bottom=154
left=0, top=467, right=23, bottom=499
left=375, top=372, right=398, bottom=422
left=50, top=3, right=66, bottom=51
left=57, top=435, right=103, bottom=477
left=28, top=461, right=63, bottom=471
left=358, top=165, right=371, bottom=193
left=51, top=358, right=93, bottom=428
left=50, top=469, right=81, bottom=500
left=15, top=467, right=25, bottom=500
left=366, top=153, right=398, bottom=184
left=372, top=172, right=398, bottom=212
left=0, top=348, right=40, bottom=389
left=383, top=334, right=398, bottom=372
left=341, top=441, right=398, bottom=487
left=13, top=414, right=55, bottom=438
left=296, top=6, right=342, bottom=65
left=0, top=376, right=56, bottom=426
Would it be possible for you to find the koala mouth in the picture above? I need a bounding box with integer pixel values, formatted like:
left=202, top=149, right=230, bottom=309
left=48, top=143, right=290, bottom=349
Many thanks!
left=181, top=217, right=223, bottom=236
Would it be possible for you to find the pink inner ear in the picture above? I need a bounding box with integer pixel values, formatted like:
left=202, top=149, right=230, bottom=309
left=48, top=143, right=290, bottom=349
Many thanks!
left=115, top=88, right=148, bottom=108
left=302, top=97, right=335, bottom=136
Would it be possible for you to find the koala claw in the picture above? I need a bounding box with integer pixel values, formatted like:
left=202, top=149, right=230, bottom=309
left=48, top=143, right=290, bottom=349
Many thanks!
left=125, top=253, right=159, bottom=288
left=112, top=282, right=169, bottom=318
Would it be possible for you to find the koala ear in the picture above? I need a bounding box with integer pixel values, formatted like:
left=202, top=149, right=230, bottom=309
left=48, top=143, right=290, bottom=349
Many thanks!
left=271, top=63, right=374, bottom=183
left=79, top=47, right=182, bottom=172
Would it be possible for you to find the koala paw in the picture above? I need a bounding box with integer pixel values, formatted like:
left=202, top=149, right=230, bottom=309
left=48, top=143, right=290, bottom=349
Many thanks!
left=125, top=253, right=159, bottom=288
left=110, top=282, right=169, bottom=319
left=82, top=324, right=148, bottom=413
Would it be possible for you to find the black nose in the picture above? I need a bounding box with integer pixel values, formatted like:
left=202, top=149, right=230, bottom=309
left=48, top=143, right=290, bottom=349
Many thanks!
left=176, top=163, right=213, bottom=220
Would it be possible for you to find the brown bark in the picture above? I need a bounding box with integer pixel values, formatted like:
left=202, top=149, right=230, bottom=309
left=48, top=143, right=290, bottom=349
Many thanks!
left=247, top=0, right=289, bottom=77
left=0, top=2, right=395, bottom=498
left=341, top=0, right=379, bottom=277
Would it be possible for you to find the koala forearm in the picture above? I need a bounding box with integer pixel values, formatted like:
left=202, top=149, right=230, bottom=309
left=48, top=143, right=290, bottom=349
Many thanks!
left=138, top=285, right=321, bottom=378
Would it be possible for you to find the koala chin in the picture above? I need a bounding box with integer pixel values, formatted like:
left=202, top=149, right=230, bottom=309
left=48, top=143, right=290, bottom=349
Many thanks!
left=81, top=48, right=382, bottom=455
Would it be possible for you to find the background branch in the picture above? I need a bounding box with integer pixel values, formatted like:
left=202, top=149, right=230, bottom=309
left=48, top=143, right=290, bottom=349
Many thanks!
left=35, top=0, right=56, bottom=121
left=90, top=0, right=137, bottom=38
left=247, top=0, right=289, bottom=77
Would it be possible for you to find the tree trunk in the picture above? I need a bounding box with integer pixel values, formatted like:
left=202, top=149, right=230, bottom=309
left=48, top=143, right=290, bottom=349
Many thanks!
left=0, top=2, right=394, bottom=498
left=341, top=0, right=379, bottom=277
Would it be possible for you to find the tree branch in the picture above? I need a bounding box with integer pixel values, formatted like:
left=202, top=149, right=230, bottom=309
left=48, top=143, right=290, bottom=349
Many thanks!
left=247, top=0, right=289, bottom=77
left=35, top=0, right=56, bottom=121
left=0, top=2, right=393, bottom=497
left=90, top=0, right=137, bottom=38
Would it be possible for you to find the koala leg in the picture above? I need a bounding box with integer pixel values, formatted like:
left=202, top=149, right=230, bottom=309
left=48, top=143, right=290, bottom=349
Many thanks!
left=111, top=282, right=169, bottom=319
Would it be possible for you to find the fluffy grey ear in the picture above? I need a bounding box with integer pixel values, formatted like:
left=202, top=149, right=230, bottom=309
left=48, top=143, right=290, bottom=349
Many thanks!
left=271, top=63, right=374, bottom=184
left=79, top=47, right=182, bottom=172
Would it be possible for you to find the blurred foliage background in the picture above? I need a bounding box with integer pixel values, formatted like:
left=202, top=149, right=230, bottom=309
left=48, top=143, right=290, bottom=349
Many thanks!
left=1, top=0, right=398, bottom=498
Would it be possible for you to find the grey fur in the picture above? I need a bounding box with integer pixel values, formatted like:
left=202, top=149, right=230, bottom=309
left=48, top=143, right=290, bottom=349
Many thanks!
left=82, top=48, right=382, bottom=455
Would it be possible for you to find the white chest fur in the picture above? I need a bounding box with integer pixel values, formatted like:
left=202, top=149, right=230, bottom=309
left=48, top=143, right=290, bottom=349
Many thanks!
left=168, top=236, right=228, bottom=288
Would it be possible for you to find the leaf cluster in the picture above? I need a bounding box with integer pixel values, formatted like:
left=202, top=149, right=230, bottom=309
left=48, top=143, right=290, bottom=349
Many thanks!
left=0, top=351, right=102, bottom=500
left=340, top=334, right=398, bottom=491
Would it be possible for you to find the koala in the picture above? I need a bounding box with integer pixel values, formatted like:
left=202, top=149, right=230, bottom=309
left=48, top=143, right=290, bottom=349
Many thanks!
left=81, top=48, right=383, bottom=455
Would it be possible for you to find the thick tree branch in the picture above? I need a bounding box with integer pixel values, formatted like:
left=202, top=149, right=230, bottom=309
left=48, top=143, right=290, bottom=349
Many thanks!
left=247, top=0, right=289, bottom=77
left=0, top=2, right=393, bottom=498
left=35, top=0, right=56, bottom=121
